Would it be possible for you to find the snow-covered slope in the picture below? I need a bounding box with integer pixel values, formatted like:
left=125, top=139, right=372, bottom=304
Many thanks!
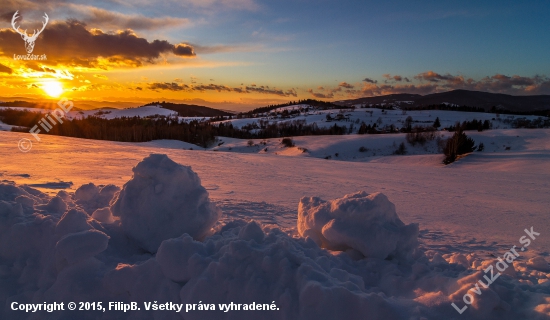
left=0, top=130, right=549, bottom=319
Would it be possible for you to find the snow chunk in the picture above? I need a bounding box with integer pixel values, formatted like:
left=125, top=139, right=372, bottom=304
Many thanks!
left=110, top=154, right=221, bottom=252
left=55, top=208, right=93, bottom=236
left=298, top=191, right=418, bottom=260
left=74, top=183, right=120, bottom=214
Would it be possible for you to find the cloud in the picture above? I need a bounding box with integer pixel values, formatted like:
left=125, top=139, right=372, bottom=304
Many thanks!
left=246, top=86, right=297, bottom=97
left=148, top=82, right=297, bottom=97
left=337, top=71, right=550, bottom=98
left=362, top=77, right=377, bottom=84
left=0, top=63, right=13, bottom=74
left=0, top=20, right=195, bottom=69
left=1, top=1, right=190, bottom=31
left=0, top=11, right=16, bottom=23
left=410, top=70, right=550, bottom=95
left=307, top=89, right=334, bottom=99
left=176, top=0, right=260, bottom=13
left=338, top=82, right=354, bottom=89
left=414, top=71, right=463, bottom=83
left=65, top=4, right=191, bottom=31
left=149, top=82, right=189, bottom=91
left=383, top=74, right=408, bottom=82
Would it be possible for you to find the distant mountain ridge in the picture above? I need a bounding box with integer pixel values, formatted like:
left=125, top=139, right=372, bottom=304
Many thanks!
left=335, top=90, right=550, bottom=112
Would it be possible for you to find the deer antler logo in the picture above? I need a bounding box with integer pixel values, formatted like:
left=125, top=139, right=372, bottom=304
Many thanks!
left=11, top=11, right=49, bottom=54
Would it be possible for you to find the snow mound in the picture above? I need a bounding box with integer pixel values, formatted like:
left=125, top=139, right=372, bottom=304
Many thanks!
left=155, top=221, right=399, bottom=320
left=298, top=191, right=418, bottom=261
left=110, top=154, right=221, bottom=252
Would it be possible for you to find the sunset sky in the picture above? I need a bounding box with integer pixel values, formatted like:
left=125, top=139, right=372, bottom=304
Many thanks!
left=1, top=0, right=549, bottom=111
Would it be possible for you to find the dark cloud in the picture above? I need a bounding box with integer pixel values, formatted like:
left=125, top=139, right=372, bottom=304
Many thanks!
left=307, top=89, right=334, bottom=99
left=350, top=71, right=550, bottom=97
left=173, top=44, right=195, bottom=56
left=246, top=86, right=297, bottom=97
left=363, top=77, right=377, bottom=84
left=338, top=82, right=354, bottom=89
left=414, top=71, right=463, bottom=83
left=411, top=71, right=550, bottom=95
left=149, top=82, right=189, bottom=91
left=0, top=20, right=195, bottom=68
left=0, top=63, right=13, bottom=74
left=356, top=83, right=437, bottom=97
left=0, top=11, right=16, bottom=23
left=148, top=82, right=297, bottom=97
left=194, top=84, right=234, bottom=92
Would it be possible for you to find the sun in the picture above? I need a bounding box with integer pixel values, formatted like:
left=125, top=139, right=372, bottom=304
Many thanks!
left=41, top=81, right=64, bottom=98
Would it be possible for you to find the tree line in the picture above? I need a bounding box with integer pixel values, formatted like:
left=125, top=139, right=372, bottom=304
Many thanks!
left=1, top=109, right=350, bottom=148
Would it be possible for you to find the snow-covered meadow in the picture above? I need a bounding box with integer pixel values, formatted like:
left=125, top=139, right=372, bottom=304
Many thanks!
left=0, top=126, right=549, bottom=319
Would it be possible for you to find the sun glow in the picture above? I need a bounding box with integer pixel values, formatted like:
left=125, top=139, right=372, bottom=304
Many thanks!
left=41, top=81, right=64, bottom=98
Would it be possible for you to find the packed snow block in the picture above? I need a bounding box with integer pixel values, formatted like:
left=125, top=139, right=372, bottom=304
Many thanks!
left=55, top=229, right=109, bottom=267
left=298, top=191, right=418, bottom=261
left=110, top=154, right=221, bottom=253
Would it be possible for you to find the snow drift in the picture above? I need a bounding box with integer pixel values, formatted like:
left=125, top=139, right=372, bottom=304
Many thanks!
left=0, top=154, right=548, bottom=320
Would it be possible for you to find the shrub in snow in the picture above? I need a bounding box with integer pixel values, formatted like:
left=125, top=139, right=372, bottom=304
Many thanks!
left=477, top=143, right=485, bottom=152
left=110, top=154, right=221, bottom=253
left=298, top=191, right=418, bottom=261
left=281, top=137, right=294, bottom=147
left=393, top=142, right=407, bottom=155
left=406, top=129, right=437, bottom=146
